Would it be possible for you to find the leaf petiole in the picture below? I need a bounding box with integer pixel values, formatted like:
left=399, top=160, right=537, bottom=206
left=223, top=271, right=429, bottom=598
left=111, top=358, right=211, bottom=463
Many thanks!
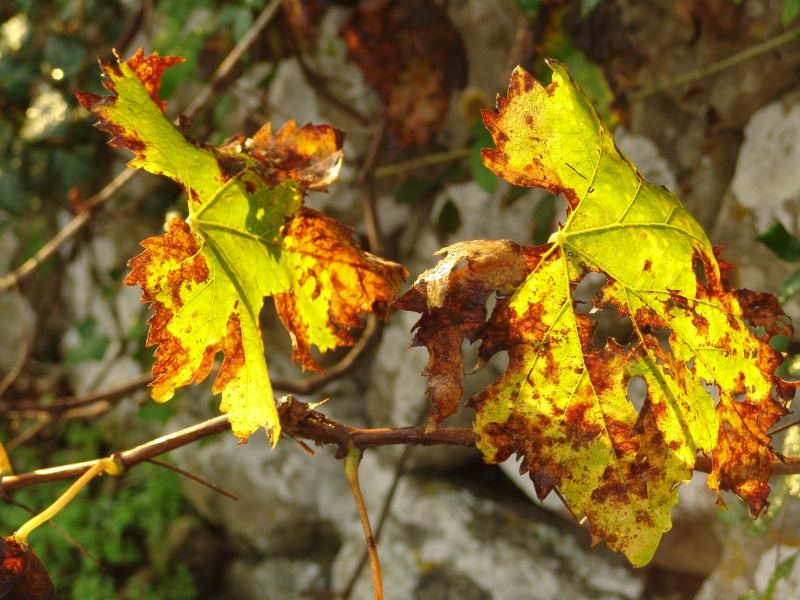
left=13, top=457, right=123, bottom=544
left=343, top=444, right=383, bottom=600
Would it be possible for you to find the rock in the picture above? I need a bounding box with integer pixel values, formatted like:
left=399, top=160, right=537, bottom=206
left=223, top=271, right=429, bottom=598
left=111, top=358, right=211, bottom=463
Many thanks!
left=614, top=128, right=678, bottom=191
left=731, top=93, right=800, bottom=232
left=0, top=291, right=34, bottom=378
left=226, top=558, right=326, bottom=600
left=694, top=491, right=800, bottom=600
left=267, top=58, right=322, bottom=130
left=430, top=181, right=542, bottom=246
left=327, top=457, right=644, bottom=600
left=172, top=425, right=342, bottom=555
left=60, top=232, right=147, bottom=397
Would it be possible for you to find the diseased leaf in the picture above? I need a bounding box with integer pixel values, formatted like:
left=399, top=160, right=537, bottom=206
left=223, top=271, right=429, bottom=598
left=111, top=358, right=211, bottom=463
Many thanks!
left=341, top=0, right=467, bottom=147
left=0, top=537, right=55, bottom=600
left=77, top=50, right=406, bottom=442
left=397, top=61, right=793, bottom=566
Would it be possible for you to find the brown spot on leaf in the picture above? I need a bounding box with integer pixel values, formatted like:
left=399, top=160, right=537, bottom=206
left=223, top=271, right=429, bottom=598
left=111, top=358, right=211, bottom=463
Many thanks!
left=216, top=153, right=246, bottom=181
left=734, top=289, right=794, bottom=340
left=248, top=120, right=344, bottom=191
left=213, top=313, right=246, bottom=394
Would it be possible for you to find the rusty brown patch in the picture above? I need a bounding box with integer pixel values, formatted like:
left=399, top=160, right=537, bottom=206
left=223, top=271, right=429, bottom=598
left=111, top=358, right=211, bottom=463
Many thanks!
left=248, top=120, right=344, bottom=191
left=734, top=289, right=794, bottom=340
left=274, top=208, right=406, bottom=372
left=125, top=48, right=185, bottom=112
left=213, top=312, right=247, bottom=394
left=215, top=153, right=246, bottom=181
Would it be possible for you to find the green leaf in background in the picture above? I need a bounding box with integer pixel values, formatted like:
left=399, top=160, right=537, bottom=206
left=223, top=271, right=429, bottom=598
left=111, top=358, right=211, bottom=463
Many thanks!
left=437, top=198, right=462, bottom=234
left=535, top=22, right=616, bottom=126
left=514, top=0, right=540, bottom=22
left=66, top=318, right=111, bottom=367
left=469, top=119, right=499, bottom=193
left=394, top=174, right=437, bottom=204
left=783, top=0, right=800, bottom=26
left=757, top=222, right=800, bottom=261
left=765, top=549, right=800, bottom=600
left=581, top=0, right=604, bottom=17
left=779, top=269, right=800, bottom=303
left=532, top=194, right=556, bottom=245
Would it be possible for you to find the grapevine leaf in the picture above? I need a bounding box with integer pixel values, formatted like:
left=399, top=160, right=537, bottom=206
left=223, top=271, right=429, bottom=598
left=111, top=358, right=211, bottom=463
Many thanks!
left=398, top=62, right=793, bottom=565
left=77, top=50, right=406, bottom=442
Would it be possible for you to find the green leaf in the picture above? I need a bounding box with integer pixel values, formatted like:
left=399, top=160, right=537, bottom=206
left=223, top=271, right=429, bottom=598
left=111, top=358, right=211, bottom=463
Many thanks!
left=780, top=269, right=800, bottom=303
left=469, top=119, right=500, bottom=193
left=581, top=0, right=603, bottom=17
left=437, top=199, right=462, bottom=234
left=765, top=550, right=800, bottom=600
left=757, top=222, right=800, bottom=262
left=783, top=0, right=800, bottom=26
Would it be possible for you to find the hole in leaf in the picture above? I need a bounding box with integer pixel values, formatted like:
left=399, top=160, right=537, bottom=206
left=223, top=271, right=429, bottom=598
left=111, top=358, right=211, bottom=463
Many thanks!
left=693, top=256, right=708, bottom=288
left=463, top=345, right=509, bottom=397
left=701, top=379, right=721, bottom=404
left=652, top=327, right=674, bottom=357
left=484, top=291, right=498, bottom=320
left=588, top=306, right=634, bottom=348
left=733, top=392, right=747, bottom=403
left=626, top=376, right=646, bottom=414
left=573, top=271, right=608, bottom=308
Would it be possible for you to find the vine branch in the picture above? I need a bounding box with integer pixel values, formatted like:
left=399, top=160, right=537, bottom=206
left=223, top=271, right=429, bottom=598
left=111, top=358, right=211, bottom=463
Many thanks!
left=628, top=25, right=800, bottom=103
left=3, top=396, right=800, bottom=495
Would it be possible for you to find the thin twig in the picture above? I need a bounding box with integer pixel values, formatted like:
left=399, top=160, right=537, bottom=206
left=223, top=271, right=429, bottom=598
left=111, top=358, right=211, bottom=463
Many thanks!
left=295, top=54, right=370, bottom=126
left=1, top=494, right=101, bottom=566
left=7, top=416, right=53, bottom=452
left=1, top=415, right=231, bottom=492
left=0, top=293, right=33, bottom=398
left=0, top=0, right=284, bottom=294
left=359, top=120, right=386, bottom=254
left=270, top=314, right=382, bottom=395
left=5, top=396, right=800, bottom=494
left=0, top=399, right=476, bottom=493
left=146, top=458, right=238, bottom=501
left=7, top=373, right=152, bottom=415
left=340, top=401, right=427, bottom=600
left=373, top=147, right=471, bottom=179
left=182, top=0, right=282, bottom=119
left=628, top=26, right=800, bottom=103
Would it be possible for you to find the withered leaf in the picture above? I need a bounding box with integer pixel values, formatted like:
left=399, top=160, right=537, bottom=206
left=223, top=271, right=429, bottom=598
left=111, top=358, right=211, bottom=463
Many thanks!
left=77, top=49, right=406, bottom=442
left=341, top=0, right=467, bottom=147
left=0, top=537, right=55, bottom=600
left=397, top=61, right=794, bottom=565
